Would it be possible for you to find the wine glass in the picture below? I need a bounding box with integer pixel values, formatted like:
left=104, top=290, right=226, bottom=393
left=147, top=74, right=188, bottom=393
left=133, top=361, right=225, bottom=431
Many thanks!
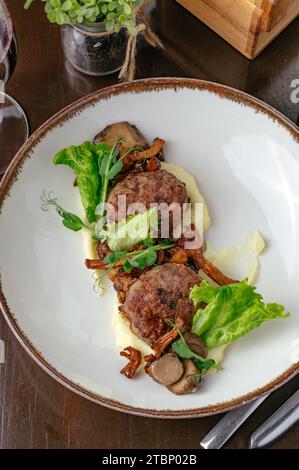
left=0, top=0, right=29, bottom=175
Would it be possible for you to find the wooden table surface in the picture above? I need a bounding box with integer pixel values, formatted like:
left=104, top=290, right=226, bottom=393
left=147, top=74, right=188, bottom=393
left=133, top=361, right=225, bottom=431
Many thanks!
left=1, top=0, right=299, bottom=449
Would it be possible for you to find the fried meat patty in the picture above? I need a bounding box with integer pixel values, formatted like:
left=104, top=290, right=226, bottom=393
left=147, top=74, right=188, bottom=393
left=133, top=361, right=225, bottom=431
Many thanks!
left=107, top=170, right=188, bottom=222
left=120, top=263, right=200, bottom=345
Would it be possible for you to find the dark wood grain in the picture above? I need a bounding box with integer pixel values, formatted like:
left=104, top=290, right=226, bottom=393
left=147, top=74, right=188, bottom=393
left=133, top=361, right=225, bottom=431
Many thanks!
left=1, top=0, right=299, bottom=449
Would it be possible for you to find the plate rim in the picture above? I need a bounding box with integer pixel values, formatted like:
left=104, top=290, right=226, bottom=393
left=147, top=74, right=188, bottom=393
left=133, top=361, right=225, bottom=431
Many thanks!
left=0, top=77, right=298, bottom=419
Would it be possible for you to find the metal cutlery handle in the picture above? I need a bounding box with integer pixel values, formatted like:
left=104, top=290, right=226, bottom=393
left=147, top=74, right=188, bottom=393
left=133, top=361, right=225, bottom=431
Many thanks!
left=250, top=389, right=299, bottom=448
left=200, top=394, right=270, bottom=449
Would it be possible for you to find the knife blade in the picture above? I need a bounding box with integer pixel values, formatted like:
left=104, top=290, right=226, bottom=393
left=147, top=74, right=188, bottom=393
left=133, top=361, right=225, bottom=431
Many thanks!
left=200, top=393, right=270, bottom=449
left=250, top=389, right=299, bottom=448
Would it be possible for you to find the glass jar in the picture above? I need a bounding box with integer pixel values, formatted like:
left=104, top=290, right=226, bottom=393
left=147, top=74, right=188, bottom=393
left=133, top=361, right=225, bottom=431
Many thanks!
left=60, top=22, right=128, bottom=76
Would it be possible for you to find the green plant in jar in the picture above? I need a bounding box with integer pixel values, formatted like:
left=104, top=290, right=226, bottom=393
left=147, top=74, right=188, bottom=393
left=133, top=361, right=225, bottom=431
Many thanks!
left=24, top=0, right=144, bottom=35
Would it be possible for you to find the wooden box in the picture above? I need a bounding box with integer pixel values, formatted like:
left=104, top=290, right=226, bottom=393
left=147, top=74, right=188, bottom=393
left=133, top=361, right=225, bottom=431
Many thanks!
left=176, top=0, right=299, bottom=58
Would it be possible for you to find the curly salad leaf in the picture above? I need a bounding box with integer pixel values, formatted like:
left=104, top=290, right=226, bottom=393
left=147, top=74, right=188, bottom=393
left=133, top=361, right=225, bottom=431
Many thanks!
left=53, top=140, right=139, bottom=226
left=190, top=280, right=290, bottom=349
left=53, top=141, right=109, bottom=223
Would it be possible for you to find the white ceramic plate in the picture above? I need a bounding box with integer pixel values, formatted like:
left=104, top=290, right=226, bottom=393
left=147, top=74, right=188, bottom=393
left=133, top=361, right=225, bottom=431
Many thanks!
left=1, top=78, right=298, bottom=418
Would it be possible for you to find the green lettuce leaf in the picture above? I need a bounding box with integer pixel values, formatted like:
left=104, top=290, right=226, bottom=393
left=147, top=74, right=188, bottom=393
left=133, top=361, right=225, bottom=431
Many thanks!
left=95, top=207, right=158, bottom=252
left=190, top=280, right=290, bottom=349
left=53, top=142, right=109, bottom=223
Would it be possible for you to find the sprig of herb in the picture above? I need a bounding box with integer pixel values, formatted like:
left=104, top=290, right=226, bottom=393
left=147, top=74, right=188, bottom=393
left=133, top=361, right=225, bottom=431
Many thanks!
left=164, top=318, right=218, bottom=375
left=97, top=141, right=120, bottom=220
left=41, top=190, right=89, bottom=232
left=92, top=269, right=113, bottom=294
left=104, top=239, right=175, bottom=273
left=90, top=239, right=174, bottom=293
left=123, top=246, right=157, bottom=273
left=193, top=358, right=218, bottom=372
left=96, top=140, right=142, bottom=222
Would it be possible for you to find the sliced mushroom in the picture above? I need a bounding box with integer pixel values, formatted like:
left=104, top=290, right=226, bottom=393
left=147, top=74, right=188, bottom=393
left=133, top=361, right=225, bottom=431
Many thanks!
left=167, top=360, right=202, bottom=395
left=183, top=332, right=208, bottom=358
left=150, top=353, right=184, bottom=386
left=93, top=122, right=148, bottom=149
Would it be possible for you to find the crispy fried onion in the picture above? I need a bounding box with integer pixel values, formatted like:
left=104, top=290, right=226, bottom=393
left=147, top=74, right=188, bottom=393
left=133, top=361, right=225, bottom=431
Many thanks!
left=131, top=138, right=165, bottom=162
left=177, top=225, right=237, bottom=285
left=190, top=251, right=237, bottom=286
left=86, top=258, right=121, bottom=270
left=119, top=138, right=164, bottom=172
left=152, top=316, right=185, bottom=358
left=145, top=156, right=161, bottom=172
left=120, top=346, right=142, bottom=379
left=168, top=248, right=188, bottom=265
left=152, top=328, right=178, bottom=358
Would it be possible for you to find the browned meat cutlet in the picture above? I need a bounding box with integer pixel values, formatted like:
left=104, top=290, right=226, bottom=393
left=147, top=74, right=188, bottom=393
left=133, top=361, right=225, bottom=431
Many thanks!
left=119, top=263, right=200, bottom=346
left=111, top=157, right=161, bottom=186
left=108, top=265, right=151, bottom=304
left=107, top=170, right=188, bottom=223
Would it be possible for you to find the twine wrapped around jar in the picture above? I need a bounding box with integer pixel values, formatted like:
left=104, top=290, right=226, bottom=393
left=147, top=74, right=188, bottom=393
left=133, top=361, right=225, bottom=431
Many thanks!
left=119, top=8, right=164, bottom=82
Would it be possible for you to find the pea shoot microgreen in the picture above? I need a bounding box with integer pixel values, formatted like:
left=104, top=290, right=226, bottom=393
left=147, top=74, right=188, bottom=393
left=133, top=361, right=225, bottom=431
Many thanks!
left=104, top=239, right=175, bottom=274
left=96, top=140, right=144, bottom=222
left=41, top=190, right=89, bottom=232
left=164, top=318, right=218, bottom=375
